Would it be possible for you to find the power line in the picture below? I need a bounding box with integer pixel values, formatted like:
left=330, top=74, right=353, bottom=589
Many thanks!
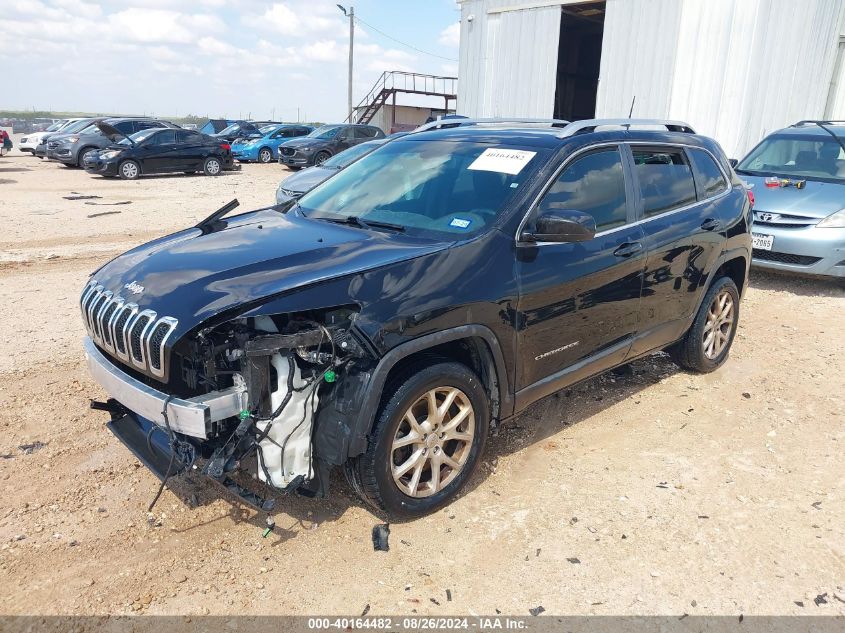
left=354, top=15, right=458, bottom=62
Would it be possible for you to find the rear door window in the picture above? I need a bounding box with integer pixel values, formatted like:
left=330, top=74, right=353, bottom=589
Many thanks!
left=176, top=130, right=198, bottom=144
left=354, top=127, right=379, bottom=139
left=538, top=147, right=629, bottom=232
left=689, top=149, right=728, bottom=199
left=632, top=148, right=697, bottom=217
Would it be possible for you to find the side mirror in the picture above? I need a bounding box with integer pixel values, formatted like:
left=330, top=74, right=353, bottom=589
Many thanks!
left=522, top=208, right=597, bottom=243
left=729, top=158, right=739, bottom=168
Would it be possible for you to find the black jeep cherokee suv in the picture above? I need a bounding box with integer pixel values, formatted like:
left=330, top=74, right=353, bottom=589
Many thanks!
left=81, top=118, right=752, bottom=519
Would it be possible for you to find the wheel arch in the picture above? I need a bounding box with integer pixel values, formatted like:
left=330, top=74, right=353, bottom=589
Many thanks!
left=348, top=325, right=511, bottom=458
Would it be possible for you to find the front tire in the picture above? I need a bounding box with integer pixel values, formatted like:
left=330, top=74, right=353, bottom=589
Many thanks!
left=669, top=276, right=740, bottom=373
left=117, top=159, right=140, bottom=180
left=258, top=148, right=273, bottom=163
left=345, top=360, right=489, bottom=520
left=314, top=150, right=331, bottom=166
left=203, top=157, right=222, bottom=176
left=78, top=147, right=98, bottom=167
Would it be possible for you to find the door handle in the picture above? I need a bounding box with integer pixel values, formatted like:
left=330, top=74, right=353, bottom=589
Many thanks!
left=701, top=218, right=721, bottom=231
left=613, top=242, right=643, bottom=258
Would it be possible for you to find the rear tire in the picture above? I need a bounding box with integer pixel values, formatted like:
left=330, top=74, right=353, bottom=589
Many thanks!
left=345, top=360, right=490, bottom=520
left=668, top=276, right=740, bottom=373
left=258, top=148, right=273, bottom=163
left=203, top=157, right=222, bottom=176
left=117, top=159, right=140, bottom=180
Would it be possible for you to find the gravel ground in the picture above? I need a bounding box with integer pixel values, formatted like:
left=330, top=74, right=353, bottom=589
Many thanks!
left=0, top=145, right=843, bottom=616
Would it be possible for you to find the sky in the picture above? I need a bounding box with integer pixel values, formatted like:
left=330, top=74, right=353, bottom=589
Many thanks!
left=2, top=0, right=462, bottom=122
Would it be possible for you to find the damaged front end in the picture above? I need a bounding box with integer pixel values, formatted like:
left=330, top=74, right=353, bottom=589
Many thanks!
left=86, top=305, right=372, bottom=510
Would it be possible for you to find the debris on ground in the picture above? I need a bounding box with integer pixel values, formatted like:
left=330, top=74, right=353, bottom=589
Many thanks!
left=360, top=604, right=370, bottom=617
left=529, top=606, right=545, bottom=616
left=18, top=441, right=47, bottom=455
left=63, top=194, right=101, bottom=200
left=446, top=589, right=452, bottom=601
left=567, top=557, right=581, bottom=564
left=84, top=201, right=132, bottom=207
left=814, top=593, right=828, bottom=606
left=794, top=601, right=804, bottom=607
left=742, top=392, right=751, bottom=399
left=430, top=598, right=440, bottom=606
left=86, top=211, right=123, bottom=218
left=371, top=523, right=390, bottom=552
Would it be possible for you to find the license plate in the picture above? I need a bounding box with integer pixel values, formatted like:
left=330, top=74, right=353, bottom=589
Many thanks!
left=752, top=233, right=774, bottom=251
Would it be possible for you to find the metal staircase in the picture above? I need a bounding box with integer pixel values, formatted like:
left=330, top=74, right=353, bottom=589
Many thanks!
left=349, top=71, right=458, bottom=124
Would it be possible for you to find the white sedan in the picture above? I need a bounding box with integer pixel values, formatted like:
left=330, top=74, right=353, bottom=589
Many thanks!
left=19, top=119, right=83, bottom=154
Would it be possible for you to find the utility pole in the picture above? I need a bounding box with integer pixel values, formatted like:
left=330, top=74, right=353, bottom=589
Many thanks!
left=337, top=5, right=354, bottom=122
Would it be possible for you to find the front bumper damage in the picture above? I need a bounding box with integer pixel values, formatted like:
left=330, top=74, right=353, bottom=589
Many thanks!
left=84, top=313, right=370, bottom=511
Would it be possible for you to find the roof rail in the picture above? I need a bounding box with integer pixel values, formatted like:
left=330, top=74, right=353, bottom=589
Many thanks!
left=412, top=117, right=570, bottom=134
left=791, top=120, right=845, bottom=127
left=556, top=119, right=696, bottom=137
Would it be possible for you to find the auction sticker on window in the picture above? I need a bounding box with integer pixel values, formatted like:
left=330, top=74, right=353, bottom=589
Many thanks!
left=468, top=148, right=537, bottom=175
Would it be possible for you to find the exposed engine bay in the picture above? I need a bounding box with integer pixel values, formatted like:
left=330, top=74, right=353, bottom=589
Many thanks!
left=90, top=305, right=372, bottom=511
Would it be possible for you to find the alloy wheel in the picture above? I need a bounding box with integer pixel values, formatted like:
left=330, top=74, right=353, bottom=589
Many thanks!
left=259, top=149, right=272, bottom=163
left=206, top=159, right=221, bottom=175
left=391, top=386, right=475, bottom=498
left=703, top=290, right=734, bottom=359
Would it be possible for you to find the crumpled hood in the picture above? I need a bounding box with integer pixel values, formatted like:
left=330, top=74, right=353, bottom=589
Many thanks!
left=88, top=209, right=447, bottom=339
left=742, top=174, right=844, bottom=219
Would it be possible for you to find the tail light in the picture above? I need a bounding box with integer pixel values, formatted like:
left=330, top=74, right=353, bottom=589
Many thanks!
left=220, top=143, right=231, bottom=151
left=746, top=189, right=755, bottom=208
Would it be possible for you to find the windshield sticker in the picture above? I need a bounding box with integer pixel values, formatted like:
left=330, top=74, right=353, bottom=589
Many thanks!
left=449, top=217, right=472, bottom=229
left=468, top=148, right=537, bottom=175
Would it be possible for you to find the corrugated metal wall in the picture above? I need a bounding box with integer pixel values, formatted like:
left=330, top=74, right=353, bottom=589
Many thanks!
left=459, top=0, right=563, bottom=117
left=598, top=0, right=845, bottom=157
left=458, top=0, right=845, bottom=158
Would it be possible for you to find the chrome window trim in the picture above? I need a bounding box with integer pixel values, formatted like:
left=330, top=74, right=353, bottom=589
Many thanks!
left=515, top=141, right=733, bottom=246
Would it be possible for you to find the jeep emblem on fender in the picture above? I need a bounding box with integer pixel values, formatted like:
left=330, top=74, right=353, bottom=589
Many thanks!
left=124, top=280, right=144, bottom=295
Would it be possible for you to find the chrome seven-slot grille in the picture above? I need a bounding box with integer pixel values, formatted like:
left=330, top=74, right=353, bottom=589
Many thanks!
left=80, top=279, right=178, bottom=379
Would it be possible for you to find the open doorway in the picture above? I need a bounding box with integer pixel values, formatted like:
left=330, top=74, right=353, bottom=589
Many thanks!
left=553, top=2, right=606, bottom=121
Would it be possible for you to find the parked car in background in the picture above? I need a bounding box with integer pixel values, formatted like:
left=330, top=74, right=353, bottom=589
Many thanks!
left=80, top=118, right=751, bottom=519
left=47, top=118, right=178, bottom=167
left=278, top=123, right=385, bottom=169
left=83, top=123, right=234, bottom=179
left=232, top=124, right=313, bottom=163
left=214, top=120, right=279, bottom=143
left=35, top=118, right=98, bottom=158
left=276, top=137, right=389, bottom=203
left=20, top=118, right=80, bottom=154
left=735, top=120, right=845, bottom=278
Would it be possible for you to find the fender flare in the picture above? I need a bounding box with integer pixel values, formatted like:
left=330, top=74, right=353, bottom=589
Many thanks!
left=692, top=246, right=750, bottom=317
left=348, top=324, right=512, bottom=456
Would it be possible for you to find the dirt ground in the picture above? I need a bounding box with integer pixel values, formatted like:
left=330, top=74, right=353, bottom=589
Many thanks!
left=0, top=143, right=843, bottom=617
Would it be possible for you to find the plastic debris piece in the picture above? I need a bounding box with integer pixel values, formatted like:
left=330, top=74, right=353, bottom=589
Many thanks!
left=372, top=523, right=390, bottom=551
left=529, top=606, right=545, bottom=616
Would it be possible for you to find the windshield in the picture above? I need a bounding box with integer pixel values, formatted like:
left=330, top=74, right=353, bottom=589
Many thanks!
left=46, top=121, right=66, bottom=132
left=117, top=129, right=159, bottom=145
left=297, top=140, right=545, bottom=237
left=322, top=141, right=382, bottom=169
left=258, top=125, right=278, bottom=135
left=307, top=125, right=342, bottom=140
left=218, top=123, right=242, bottom=136
left=63, top=120, right=94, bottom=134
left=737, top=134, right=845, bottom=182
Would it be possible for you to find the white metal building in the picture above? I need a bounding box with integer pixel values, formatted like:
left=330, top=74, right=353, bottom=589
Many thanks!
left=457, top=0, right=845, bottom=157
